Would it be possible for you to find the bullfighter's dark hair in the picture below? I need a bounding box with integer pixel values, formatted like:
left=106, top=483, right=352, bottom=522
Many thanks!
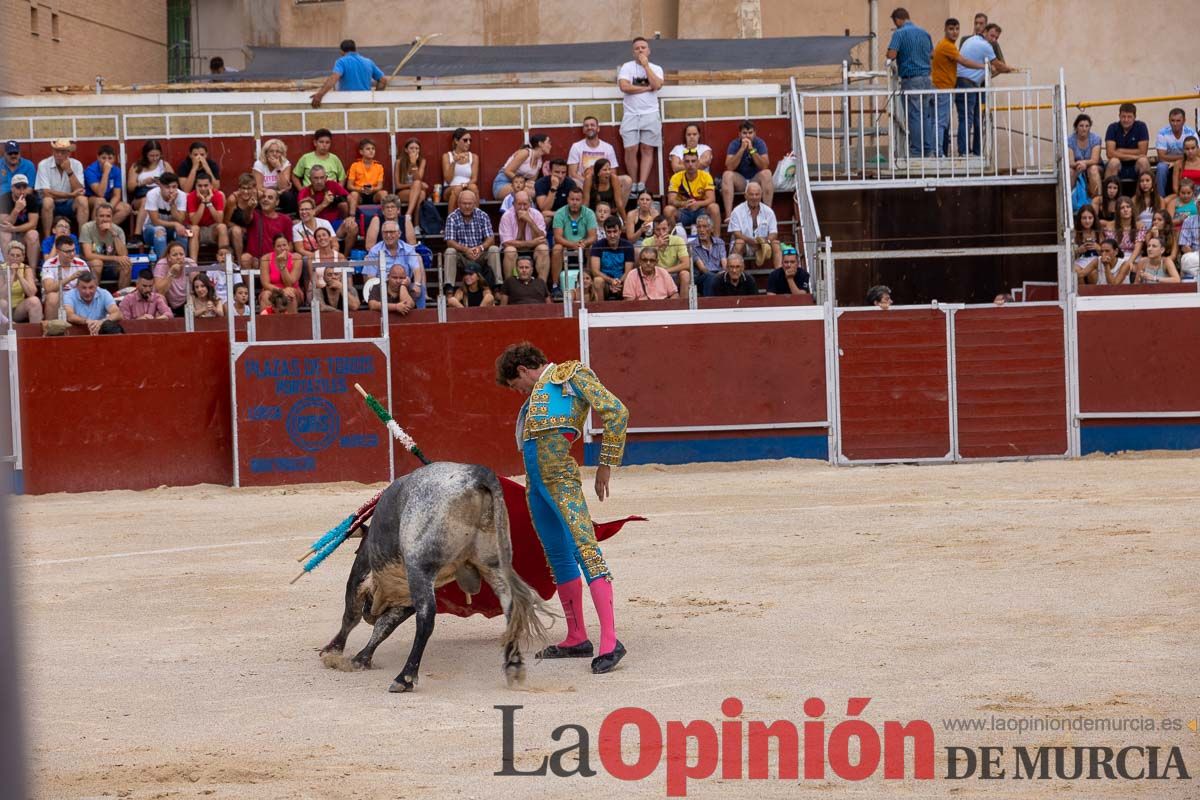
left=495, top=342, right=548, bottom=386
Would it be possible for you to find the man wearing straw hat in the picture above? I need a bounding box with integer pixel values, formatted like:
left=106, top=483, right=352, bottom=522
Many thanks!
left=34, top=139, right=88, bottom=238
left=496, top=342, right=630, bottom=675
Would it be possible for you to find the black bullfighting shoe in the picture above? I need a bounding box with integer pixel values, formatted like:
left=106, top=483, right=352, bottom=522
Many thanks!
left=590, top=640, right=626, bottom=674
left=536, top=640, right=595, bottom=659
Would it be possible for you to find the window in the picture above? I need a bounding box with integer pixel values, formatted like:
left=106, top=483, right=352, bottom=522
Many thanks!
left=30, top=5, right=38, bottom=36
left=51, top=11, right=59, bottom=41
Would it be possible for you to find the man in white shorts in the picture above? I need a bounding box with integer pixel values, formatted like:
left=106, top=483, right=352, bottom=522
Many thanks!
left=617, top=37, right=664, bottom=196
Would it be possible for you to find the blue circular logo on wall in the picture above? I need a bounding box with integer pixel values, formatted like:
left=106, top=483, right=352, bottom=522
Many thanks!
left=286, top=397, right=341, bottom=452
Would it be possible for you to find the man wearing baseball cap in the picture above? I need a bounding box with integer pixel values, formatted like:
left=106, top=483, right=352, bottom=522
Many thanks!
left=0, top=173, right=42, bottom=264
left=0, top=141, right=36, bottom=195
left=34, top=138, right=87, bottom=238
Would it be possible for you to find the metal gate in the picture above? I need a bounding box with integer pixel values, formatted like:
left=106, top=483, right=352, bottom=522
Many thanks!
left=1, top=325, right=20, bottom=490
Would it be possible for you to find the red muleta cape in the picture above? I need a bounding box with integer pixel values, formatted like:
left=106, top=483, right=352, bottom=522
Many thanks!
left=433, top=476, right=643, bottom=617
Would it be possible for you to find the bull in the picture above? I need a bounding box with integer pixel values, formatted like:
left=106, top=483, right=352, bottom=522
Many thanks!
left=319, top=462, right=554, bottom=692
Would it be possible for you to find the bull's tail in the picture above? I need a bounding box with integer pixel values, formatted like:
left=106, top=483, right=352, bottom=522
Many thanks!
left=484, top=470, right=555, bottom=651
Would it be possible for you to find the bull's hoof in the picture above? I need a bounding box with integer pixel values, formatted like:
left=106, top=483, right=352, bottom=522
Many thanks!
left=318, top=643, right=344, bottom=656
left=350, top=655, right=373, bottom=671
left=388, top=675, right=416, bottom=693
left=590, top=640, right=627, bottom=675
left=505, top=662, right=527, bottom=687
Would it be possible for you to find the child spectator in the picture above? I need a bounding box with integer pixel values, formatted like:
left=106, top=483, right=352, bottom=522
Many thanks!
left=293, top=129, right=346, bottom=188
left=231, top=282, right=252, bottom=316
left=1173, top=136, right=1200, bottom=196
left=1112, top=197, right=1142, bottom=260
left=442, top=128, right=480, bottom=215
left=594, top=201, right=613, bottom=230
left=1073, top=206, right=1102, bottom=272
left=84, top=144, right=130, bottom=226
left=260, top=287, right=289, bottom=315
left=669, top=124, right=713, bottom=174
left=224, top=172, right=258, bottom=262
left=260, top=233, right=303, bottom=313
left=1169, top=178, right=1197, bottom=238
left=1131, top=171, right=1162, bottom=230
left=498, top=174, right=529, bottom=214
left=176, top=140, right=221, bottom=193
left=1092, top=176, right=1122, bottom=233
left=394, top=137, right=427, bottom=225
left=347, top=137, right=386, bottom=218
left=186, top=173, right=229, bottom=261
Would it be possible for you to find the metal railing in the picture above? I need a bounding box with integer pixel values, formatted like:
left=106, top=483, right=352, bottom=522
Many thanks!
left=789, top=77, right=824, bottom=301
left=795, top=76, right=1062, bottom=188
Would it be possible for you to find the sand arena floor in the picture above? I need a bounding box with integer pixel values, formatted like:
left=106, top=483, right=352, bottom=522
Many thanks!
left=12, top=455, right=1200, bottom=799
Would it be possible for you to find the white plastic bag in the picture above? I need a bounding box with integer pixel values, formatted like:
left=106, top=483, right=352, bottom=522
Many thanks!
left=772, top=153, right=797, bottom=192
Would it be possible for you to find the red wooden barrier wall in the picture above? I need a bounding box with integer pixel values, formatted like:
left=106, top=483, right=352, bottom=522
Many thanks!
left=837, top=309, right=950, bottom=461
left=955, top=306, right=1068, bottom=458
left=1077, top=307, right=1200, bottom=413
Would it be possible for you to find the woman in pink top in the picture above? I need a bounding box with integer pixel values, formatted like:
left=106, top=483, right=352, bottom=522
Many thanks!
left=260, top=233, right=303, bottom=313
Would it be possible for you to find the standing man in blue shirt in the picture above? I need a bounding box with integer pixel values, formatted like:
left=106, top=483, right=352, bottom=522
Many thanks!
left=310, top=40, right=387, bottom=109
left=0, top=142, right=36, bottom=195
left=886, top=8, right=936, bottom=157
left=956, top=23, right=1014, bottom=156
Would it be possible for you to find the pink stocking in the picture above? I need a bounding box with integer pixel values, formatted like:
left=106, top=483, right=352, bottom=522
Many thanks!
left=588, top=577, right=617, bottom=656
left=556, top=578, right=589, bottom=647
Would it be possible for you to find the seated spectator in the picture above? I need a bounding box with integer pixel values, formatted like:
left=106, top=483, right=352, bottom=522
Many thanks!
left=79, top=203, right=132, bottom=289
left=1131, top=171, right=1162, bottom=230
left=363, top=194, right=417, bottom=251
left=209, top=56, right=234, bottom=75
left=207, top=246, right=239, bottom=302
left=240, top=188, right=292, bottom=270
left=223, top=172, right=258, bottom=262
left=1112, top=197, right=1142, bottom=260
left=1104, top=103, right=1150, bottom=184
left=1076, top=238, right=1130, bottom=286
left=128, top=140, right=166, bottom=231
left=1, top=141, right=37, bottom=194
left=710, top=252, right=759, bottom=296
left=0, top=174, right=42, bottom=265
left=624, top=190, right=657, bottom=243
left=259, top=233, right=304, bottom=313
left=394, top=137, right=427, bottom=225
left=721, top=120, right=773, bottom=217
left=567, top=117, right=633, bottom=197
left=347, top=137, right=386, bottom=218
left=582, top=158, right=627, bottom=216
left=499, top=190, right=550, bottom=283
left=118, top=268, right=172, bottom=320
left=686, top=213, right=727, bottom=296
left=766, top=245, right=811, bottom=295
left=1092, top=176, right=1122, bottom=234
left=260, top=288, right=290, bottom=315
left=2, top=241, right=42, bottom=323
left=142, top=173, right=189, bottom=261
left=231, top=282, right=252, bottom=316
left=298, top=165, right=357, bottom=255
left=594, top=201, right=614, bottom=230
left=152, top=240, right=196, bottom=316
left=84, top=145, right=130, bottom=226
left=590, top=216, right=635, bottom=302
left=63, top=270, right=119, bottom=333
left=41, top=216, right=77, bottom=261
left=448, top=265, right=495, bottom=308
left=535, top=159, right=576, bottom=226
left=499, top=254, right=550, bottom=305
left=443, top=189, right=500, bottom=291
left=186, top=173, right=229, bottom=261
left=727, top=182, right=781, bottom=269
left=253, top=139, right=295, bottom=213
left=1179, top=211, right=1199, bottom=267
left=495, top=134, right=551, bottom=201
left=1144, top=209, right=1177, bottom=262
left=314, top=265, right=361, bottom=312
left=867, top=284, right=892, bottom=309
left=40, top=233, right=90, bottom=320
left=669, top=123, right=713, bottom=173
left=1174, top=136, right=1200, bottom=196
left=1069, top=114, right=1103, bottom=199
left=293, top=128, right=346, bottom=189
left=35, top=138, right=88, bottom=238
left=1073, top=206, right=1102, bottom=272
left=366, top=264, right=416, bottom=316
left=310, top=226, right=342, bottom=267
left=1169, top=178, right=1197, bottom=238
left=1155, top=108, right=1197, bottom=198
left=1133, top=236, right=1180, bottom=283
left=176, top=140, right=221, bottom=193
left=622, top=247, right=679, bottom=301
left=640, top=216, right=692, bottom=294
left=366, top=220, right=425, bottom=308
left=666, top=149, right=720, bottom=230
left=552, top=187, right=598, bottom=292
left=188, top=272, right=225, bottom=317
left=442, top=128, right=480, bottom=215
left=498, top=174, right=530, bottom=214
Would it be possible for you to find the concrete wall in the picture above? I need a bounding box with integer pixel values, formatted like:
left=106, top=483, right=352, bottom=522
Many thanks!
left=190, top=0, right=251, bottom=71
left=0, top=0, right=167, bottom=94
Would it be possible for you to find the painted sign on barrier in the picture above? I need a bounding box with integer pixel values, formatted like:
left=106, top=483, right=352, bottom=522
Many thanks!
left=235, top=342, right=390, bottom=487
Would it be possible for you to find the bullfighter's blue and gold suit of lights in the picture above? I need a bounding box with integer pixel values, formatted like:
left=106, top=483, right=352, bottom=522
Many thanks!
left=517, top=361, right=628, bottom=584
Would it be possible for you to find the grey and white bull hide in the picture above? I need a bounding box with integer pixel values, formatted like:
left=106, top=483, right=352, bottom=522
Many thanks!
left=319, top=462, right=554, bottom=692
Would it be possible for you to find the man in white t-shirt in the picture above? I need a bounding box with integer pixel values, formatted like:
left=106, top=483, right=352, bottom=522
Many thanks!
left=617, top=37, right=664, bottom=196
left=567, top=116, right=633, bottom=200
left=726, top=182, right=781, bottom=269
left=141, top=173, right=190, bottom=261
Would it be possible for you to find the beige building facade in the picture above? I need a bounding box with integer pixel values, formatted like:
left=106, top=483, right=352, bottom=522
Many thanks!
left=0, top=0, right=167, bottom=95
